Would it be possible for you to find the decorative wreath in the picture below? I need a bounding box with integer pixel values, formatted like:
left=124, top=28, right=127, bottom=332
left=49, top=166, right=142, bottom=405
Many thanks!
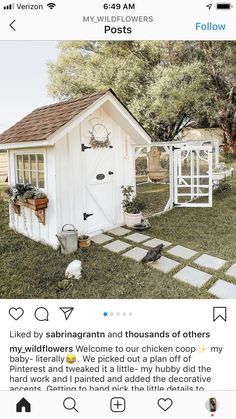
left=89, top=123, right=111, bottom=148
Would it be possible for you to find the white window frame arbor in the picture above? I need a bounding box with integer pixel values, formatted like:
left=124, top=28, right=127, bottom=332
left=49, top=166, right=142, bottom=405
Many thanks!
left=142, top=140, right=214, bottom=212
left=172, top=144, right=212, bottom=207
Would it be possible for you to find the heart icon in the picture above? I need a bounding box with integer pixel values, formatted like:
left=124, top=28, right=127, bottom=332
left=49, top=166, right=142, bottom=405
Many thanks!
left=9, top=307, right=24, bottom=320
left=157, top=398, right=173, bottom=411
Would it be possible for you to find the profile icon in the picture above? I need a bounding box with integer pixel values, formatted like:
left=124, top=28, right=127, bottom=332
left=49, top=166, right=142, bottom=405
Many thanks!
left=206, top=397, right=218, bottom=413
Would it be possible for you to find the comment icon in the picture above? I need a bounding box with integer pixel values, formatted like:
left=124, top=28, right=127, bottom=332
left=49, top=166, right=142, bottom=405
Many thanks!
left=34, top=307, right=49, bottom=322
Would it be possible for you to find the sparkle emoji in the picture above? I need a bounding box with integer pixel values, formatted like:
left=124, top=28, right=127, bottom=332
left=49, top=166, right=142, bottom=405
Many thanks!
left=198, top=344, right=207, bottom=353
left=66, top=354, right=76, bottom=364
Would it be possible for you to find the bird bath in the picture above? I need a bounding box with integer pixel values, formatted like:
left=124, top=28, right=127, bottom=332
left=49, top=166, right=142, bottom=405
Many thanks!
left=147, top=147, right=167, bottom=182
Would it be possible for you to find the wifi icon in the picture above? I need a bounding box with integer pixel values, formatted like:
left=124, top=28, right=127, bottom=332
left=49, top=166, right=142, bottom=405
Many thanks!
left=47, top=2, right=56, bottom=9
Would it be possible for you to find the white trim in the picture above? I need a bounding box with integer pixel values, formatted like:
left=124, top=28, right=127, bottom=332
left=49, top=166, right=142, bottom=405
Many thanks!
left=151, top=140, right=218, bottom=147
left=48, top=92, right=151, bottom=146
left=107, top=94, right=151, bottom=145
left=0, top=140, right=50, bottom=151
left=13, top=149, right=47, bottom=191
left=0, top=92, right=151, bottom=151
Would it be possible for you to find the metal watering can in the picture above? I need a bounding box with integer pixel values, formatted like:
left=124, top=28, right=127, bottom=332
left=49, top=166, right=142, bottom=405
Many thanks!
left=56, top=224, right=78, bottom=254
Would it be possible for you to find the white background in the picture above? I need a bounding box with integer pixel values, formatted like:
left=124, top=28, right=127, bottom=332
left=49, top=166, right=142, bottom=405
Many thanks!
left=0, top=299, right=235, bottom=417
left=0, top=0, right=236, bottom=40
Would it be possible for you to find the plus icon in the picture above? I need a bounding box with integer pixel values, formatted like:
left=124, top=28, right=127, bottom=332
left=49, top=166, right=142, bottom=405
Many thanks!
left=110, top=397, right=126, bottom=412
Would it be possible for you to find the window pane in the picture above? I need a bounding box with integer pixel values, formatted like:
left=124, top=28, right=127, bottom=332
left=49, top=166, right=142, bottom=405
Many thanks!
left=16, top=154, right=45, bottom=188
left=17, top=155, right=23, bottom=171
left=24, top=171, right=30, bottom=184
left=23, top=155, right=29, bottom=171
left=37, top=155, right=44, bottom=171
left=30, top=155, right=36, bottom=171
left=31, top=171, right=37, bottom=186
left=17, top=170, right=23, bottom=183
left=38, top=172, right=45, bottom=188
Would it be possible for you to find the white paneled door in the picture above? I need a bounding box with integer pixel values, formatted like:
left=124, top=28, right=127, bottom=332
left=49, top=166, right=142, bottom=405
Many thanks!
left=83, top=146, right=116, bottom=233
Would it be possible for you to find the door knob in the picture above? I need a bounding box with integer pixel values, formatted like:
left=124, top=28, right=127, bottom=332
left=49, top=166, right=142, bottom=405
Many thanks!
left=108, top=171, right=114, bottom=175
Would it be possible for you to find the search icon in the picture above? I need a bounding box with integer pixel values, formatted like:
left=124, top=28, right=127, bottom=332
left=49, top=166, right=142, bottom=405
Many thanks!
left=63, top=397, right=78, bottom=412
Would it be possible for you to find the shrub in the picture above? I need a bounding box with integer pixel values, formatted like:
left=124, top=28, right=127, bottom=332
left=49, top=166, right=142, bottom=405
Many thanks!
left=121, top=185, right=146, bottom=214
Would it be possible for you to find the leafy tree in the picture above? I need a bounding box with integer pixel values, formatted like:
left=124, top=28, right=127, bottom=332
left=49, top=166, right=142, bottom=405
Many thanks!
left=48, top=41, right=236, bottom=150
left=197, top=41, right=236, bottom=152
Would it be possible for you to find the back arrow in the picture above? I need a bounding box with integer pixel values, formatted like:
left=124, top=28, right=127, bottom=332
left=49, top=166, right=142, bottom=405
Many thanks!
left=10, top=20, right=16, bottom=31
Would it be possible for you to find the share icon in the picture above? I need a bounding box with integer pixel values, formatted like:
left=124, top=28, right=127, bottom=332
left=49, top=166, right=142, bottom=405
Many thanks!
left=60, top=307, right=74, bottom=320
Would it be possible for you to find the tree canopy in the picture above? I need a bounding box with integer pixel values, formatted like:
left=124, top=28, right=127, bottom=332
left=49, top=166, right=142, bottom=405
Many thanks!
left=48, top=41, right=236, bottom=149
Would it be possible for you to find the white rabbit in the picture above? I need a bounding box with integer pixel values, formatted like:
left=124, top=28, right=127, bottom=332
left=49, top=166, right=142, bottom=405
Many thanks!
left=65, top=260, right=82, bottom=280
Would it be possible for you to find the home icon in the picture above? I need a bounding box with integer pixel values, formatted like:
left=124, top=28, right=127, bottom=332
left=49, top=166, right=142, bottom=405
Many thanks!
left=16, top=397, right=31, bottom=413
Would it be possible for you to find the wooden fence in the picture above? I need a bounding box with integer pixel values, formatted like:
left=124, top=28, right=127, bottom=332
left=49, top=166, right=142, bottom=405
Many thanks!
left=0, top=152, right=8, bottom=181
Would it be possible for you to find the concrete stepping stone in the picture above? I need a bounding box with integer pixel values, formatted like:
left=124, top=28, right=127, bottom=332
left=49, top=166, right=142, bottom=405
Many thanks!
left=103, top=240, right=131, bottom=253
left=194, top=254, right=227, bottom=271
left=125, top=233, right=151, bottom=243
left=167, top=245, right=198, bottom=260
left=123, top=247, right=147, bottom=262
left=208, top=279, right=236, bottom=299
left=151, top=256, right=180, bottom=273
left=92, top=233, right=113, bottom=244
left=108, top=227, right=131, bottom=236
left=225, top=264, right=236, bottom=279
left=174, top=266, right=211, bottom=288
left=143, top=238, right=172, bottom=248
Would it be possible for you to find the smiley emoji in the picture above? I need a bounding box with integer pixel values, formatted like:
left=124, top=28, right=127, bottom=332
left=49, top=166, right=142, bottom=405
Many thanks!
left=66, top=354, right=76, bottom=364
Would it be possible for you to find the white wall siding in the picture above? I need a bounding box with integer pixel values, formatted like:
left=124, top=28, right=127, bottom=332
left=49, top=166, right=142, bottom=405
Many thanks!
left=55, top=127, right=85, bottom=236
left=8, top=147, right=58, bottom=248
left=7, top=101, right=141, bottom=247
left=54, top=105, right=137, bottom=238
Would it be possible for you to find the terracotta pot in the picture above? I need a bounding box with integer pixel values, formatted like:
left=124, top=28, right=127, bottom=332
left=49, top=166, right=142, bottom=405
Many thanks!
left=124, top=212, right=142, bottom=227
left=79, top=237, right=91, bottom=249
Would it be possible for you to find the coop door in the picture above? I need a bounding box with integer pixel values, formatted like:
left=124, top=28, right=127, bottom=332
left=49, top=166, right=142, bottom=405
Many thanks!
left=173, top=146, right=213, bottom=207
left=83, top=146, right=116, bottom=233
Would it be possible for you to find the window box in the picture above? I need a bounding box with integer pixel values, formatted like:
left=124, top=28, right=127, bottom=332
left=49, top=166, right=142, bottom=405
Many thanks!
left=14, top=198, right=48, bottom=225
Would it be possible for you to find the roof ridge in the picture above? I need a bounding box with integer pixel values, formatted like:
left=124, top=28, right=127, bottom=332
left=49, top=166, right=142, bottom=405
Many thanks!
left=0, top=89, right=112, bottom=145
left=34, top=89, right=111, bottom=112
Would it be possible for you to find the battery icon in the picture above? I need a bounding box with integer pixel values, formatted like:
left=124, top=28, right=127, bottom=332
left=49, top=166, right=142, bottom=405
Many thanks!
left=216, top=3, right=233, bottom=8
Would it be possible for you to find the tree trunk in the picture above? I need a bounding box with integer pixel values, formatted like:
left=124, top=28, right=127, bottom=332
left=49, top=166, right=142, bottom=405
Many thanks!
left=219, top=107, right=236, bottom=153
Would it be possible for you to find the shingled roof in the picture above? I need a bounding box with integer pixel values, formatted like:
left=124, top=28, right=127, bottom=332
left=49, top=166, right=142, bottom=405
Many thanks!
left=0, top=91, right=108, bottom=144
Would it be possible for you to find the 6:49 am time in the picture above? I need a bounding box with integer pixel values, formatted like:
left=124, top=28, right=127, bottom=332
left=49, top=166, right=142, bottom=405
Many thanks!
left=103, top=3, right=135, bottom=9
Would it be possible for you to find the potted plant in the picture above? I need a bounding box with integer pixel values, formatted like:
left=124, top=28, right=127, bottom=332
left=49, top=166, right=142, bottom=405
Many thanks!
left=121, top=185, right=145, bottom=227
left=3, top=183, right=47, bottom=206
left=79, top=234, right=91, bottom=249
left=2, top=183, right=48, bottom=224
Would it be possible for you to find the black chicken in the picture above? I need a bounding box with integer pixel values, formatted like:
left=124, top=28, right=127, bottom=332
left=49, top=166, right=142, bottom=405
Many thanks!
left=142, top=243, right=164, bottom=263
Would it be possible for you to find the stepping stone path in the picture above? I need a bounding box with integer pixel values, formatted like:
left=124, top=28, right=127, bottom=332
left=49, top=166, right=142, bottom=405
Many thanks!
left=167, top=245, right=198, bottom=260
left=174, top=266, right=212, bottom=288
left=151, top=256, right=180, bottom=273
left=109, top=227, right=130, bottom=236
left=103, top=240, right=131, bottom=253
left=143, top=238, right=172, bottom=248
left=194, top=254, right=227, bottom=271
left=92, top=233, right=113, bottom=244
left=125, top=233, right=151, bottom=243
left=93, top=227, right=236, bottom=298
left=123, top=247, right=147, bottom=262
left=209, top=280, right=236, bottom=299
left=225, top=264, right=236, bottom=279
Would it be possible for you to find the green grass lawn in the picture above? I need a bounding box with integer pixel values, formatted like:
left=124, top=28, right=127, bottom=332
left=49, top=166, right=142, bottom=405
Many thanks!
left=137, top=182, right=170, bottom=215
left=1, top=163, right=236, bottom=299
